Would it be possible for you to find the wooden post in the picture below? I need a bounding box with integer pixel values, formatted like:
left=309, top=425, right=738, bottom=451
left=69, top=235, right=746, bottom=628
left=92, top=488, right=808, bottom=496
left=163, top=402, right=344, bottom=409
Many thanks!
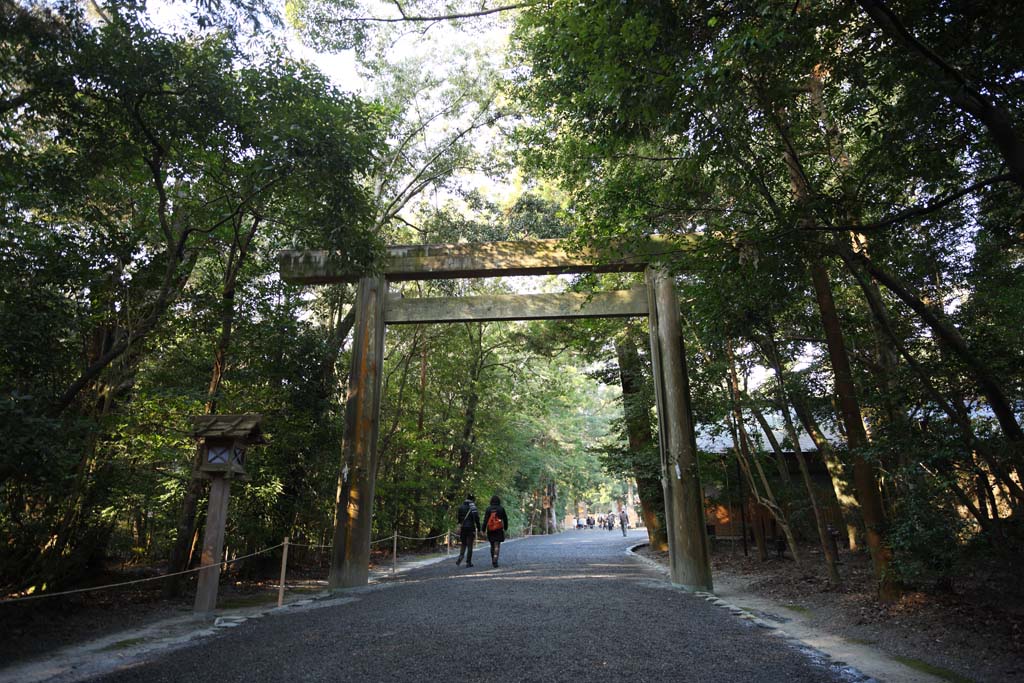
left=446, top=530, right=451, bottom=556
left=194, top=475, right=232, bottom=614
left=646, top=268, right=713, bottom=591
left=737, top=458, right=749, bottom=557
left=392, top=531, right=398, bottom=573
left=329, top=276, right=387, bottom=589
left=277, top=536, right=289, bottom=608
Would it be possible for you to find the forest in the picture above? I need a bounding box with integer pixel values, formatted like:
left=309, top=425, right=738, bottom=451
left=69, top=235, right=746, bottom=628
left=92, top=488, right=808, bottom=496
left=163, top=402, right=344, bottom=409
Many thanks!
left=2, top=0, right=1022, bottom=618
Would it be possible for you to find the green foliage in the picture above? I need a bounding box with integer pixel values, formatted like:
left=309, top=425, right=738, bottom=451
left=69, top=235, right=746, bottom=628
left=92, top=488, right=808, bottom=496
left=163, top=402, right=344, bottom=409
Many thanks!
left=0, top=2, right=383, bottom=591
left=888, top=479, right=967, bottom=588
left=4, top=0, right=1023, bottom=601
left=510, top=0, right=1024, bottom=591
left=368, top=284, right=623, bottom=542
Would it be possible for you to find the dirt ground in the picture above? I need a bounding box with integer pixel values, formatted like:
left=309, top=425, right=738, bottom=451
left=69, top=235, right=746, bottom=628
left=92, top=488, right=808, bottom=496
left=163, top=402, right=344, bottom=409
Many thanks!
left=640, top=540, right=1024, bottom=683
left=0, top=545, right=431, bottom=669
left=0, top=560, right=344, bottom=668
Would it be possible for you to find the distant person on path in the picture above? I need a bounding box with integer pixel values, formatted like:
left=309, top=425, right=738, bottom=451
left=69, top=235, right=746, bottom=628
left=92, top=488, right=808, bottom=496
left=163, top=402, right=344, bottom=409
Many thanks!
left=607, top=512, right=615, bottom=531
left=619, top=509, right=629, bottom=536
left=587, top=515, right=595, bottom=530
left=455, top=494, right=481, bottom=567
left=483, top=495, right=509, bottom=568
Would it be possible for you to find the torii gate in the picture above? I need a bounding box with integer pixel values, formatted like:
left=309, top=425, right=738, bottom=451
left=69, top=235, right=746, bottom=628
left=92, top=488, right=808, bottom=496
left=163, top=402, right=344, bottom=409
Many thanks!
left=279, top=239, right=713, bottom=592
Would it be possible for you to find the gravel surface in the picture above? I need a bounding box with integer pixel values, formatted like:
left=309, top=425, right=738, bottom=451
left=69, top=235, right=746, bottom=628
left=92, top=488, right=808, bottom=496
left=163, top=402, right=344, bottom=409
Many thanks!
left=90, top=531, right=853, bottom=682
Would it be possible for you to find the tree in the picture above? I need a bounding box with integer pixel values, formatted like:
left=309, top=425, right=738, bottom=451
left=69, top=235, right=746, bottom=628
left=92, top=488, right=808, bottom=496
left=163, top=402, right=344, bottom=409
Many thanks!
left=0, top=2, right=382, bottom=590
left=509, top=0, right=1023, bottom=598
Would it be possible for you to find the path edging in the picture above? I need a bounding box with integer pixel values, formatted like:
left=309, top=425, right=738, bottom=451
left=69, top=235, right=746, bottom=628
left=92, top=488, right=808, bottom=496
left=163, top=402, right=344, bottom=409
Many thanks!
left=626, top=542, right=875, bottom=683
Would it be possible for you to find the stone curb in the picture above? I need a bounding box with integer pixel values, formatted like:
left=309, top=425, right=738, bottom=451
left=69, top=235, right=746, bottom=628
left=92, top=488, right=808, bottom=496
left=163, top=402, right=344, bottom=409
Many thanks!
left=626, top=542, right=876, bottom=683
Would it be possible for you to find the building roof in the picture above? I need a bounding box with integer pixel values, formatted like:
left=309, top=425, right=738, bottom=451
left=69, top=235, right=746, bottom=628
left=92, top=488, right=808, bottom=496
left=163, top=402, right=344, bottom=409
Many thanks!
left=696, top=411, right=837, bottom=454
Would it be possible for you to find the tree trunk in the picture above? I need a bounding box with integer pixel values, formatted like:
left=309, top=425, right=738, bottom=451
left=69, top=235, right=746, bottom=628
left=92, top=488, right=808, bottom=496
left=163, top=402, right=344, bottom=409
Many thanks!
left=766, top=93, right=897, bottom=598
left=748, top=403, right=793, bottom=485
left=431, top=325, right=486, bottom=535
left=840, top=253, right=1024, bottom=514
left=792, top=398, right=860, bottom=550
left=809, top=259, right=899, bottom=601
left=726, top=415, right=766, bottom=560
left=762, top=331, right=841, bottom=585
left=546, top=481, right=558, bottom=534
left=615, top=337, right=668, bottom=551
left=839, top=244, right=1024, bottom=478
left=726, top=344, right=801, bottom=563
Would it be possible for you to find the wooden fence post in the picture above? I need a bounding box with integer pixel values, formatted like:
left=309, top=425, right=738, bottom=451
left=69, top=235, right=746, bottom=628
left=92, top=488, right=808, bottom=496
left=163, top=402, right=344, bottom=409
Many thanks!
left=392, top=531, right=398, bottom=573
left=277, top=536, right=289, bottom=608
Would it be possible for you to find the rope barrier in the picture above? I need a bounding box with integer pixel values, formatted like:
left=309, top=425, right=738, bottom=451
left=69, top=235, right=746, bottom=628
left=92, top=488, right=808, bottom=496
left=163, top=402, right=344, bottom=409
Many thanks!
left=289, top=531, right=450, bottom=548
left=395, top=532, right=449, bottom=541
left=6, top=528, right=466, bottom=606
left=1, top=543, right=286, bottom=606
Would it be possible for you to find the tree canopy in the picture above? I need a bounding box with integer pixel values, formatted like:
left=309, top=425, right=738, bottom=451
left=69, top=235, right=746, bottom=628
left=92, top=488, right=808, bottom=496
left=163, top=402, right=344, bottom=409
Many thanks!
left=1, top=0, right=1021, bottom=605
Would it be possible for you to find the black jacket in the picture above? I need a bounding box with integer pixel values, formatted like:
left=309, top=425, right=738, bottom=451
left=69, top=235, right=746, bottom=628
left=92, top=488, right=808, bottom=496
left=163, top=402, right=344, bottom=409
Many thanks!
left=457, top=500, right=481, bottom=533
left=482, top=505, right=509, bottom=542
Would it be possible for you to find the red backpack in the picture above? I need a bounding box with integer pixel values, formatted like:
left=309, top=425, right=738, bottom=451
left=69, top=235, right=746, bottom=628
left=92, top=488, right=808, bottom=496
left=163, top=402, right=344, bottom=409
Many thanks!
left=487, top=510, right=503, bottom=532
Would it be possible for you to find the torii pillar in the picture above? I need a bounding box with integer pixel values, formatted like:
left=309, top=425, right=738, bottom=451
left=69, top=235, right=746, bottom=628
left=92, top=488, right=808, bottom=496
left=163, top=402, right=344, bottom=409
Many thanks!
left=646, top=268, right=713, bottom=591
left=281, top=240, right=711, bottom=592
left=329, top=275, right=386, bottom=589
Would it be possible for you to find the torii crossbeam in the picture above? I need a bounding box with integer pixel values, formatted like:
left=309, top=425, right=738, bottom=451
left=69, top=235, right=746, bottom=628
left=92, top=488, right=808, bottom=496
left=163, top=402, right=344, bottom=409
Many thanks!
left=279, top=238, right=712, bottom=592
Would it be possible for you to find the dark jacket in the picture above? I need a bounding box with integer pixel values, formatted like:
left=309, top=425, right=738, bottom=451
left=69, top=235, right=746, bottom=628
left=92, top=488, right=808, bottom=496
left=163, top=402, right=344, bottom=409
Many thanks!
left=482, top=505, right=509, bottom=542
left=457, top=500, right=481, bottom=533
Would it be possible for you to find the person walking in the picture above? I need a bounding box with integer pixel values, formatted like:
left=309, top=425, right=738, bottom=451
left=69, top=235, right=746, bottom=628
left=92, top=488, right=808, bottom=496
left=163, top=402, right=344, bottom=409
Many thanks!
left=619, top=509, right=629, bottom=537
left=482, top=495, right=509, bottom=568
left=455, top=494, right=481, bottom=567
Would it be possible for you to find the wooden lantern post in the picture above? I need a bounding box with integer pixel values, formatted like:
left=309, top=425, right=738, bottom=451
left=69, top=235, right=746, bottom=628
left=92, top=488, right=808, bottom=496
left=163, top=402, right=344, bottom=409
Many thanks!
left=191, top=414, right=265, bottom=615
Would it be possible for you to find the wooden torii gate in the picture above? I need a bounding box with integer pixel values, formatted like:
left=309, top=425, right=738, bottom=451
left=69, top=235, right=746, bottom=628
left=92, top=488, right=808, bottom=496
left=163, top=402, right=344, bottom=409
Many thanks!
left=279, top=239, right=713, bottom=591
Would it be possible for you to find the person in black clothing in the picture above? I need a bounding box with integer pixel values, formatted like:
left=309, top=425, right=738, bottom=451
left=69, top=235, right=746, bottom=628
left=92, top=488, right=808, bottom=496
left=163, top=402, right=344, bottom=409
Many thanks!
left=482, top=495, right=509, bottom=568
left=455, top=494, right=481, bottom=567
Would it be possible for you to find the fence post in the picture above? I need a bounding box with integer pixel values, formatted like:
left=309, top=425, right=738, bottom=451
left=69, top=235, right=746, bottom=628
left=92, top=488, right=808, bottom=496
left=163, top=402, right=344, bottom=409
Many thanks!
left=392, top=530, right=398, bottom=573
left=446, top=530, right=451, bottom=556
left=277, top=536, right=290, bottom=608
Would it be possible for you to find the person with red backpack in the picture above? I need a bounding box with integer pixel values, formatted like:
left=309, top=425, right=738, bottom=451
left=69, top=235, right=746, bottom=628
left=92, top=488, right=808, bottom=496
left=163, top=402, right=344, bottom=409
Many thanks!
left=482, top=495, right=509, bottom=568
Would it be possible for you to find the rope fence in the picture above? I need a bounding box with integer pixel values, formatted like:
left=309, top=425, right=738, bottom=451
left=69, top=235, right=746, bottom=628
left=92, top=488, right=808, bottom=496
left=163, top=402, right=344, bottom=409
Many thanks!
left=396, top=531, right=449, bottom=541
left=1, top=543, right=285, bottom=606
left=274, top=529, right=458, bottom=605
left=5, top=526, right=507, bottom=609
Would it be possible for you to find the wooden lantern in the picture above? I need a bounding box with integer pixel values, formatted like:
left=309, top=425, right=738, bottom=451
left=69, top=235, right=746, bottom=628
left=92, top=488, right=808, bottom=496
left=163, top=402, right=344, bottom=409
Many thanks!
left=191, top=414, right=265, bottom=480
left=189, top=413, right=265, bottom=615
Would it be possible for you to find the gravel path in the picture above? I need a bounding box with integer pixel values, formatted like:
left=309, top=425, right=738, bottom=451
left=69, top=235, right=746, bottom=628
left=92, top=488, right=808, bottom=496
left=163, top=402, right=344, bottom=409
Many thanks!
left=90, top=530, right=852, bottom=682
